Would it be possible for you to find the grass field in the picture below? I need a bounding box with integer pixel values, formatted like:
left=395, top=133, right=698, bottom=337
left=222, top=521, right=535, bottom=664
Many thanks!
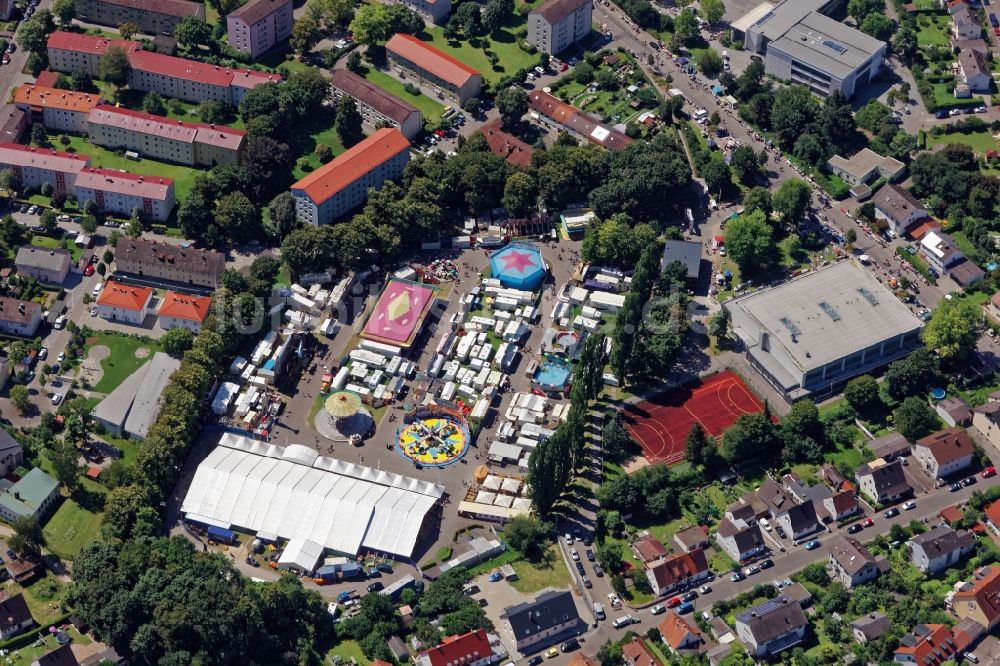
left=289, top=107, right=348, bottom=181
left=43, top=496, right=104, bottom=560
left=98, top=432, right=141, bottom=468
left=928, top=129, right=998, bottom=152
left=363, top=66, right=447, bottom=125
left=508, top=544, right=573, bottom=594
left=30, top=235, right=83, bottom=262
left=85, top=331, right=164, bottom=394
left=417, top=22, right=538, bottom=85
left=3, top=627, right=90, bottom=663
left=931, top=81, right=982, bottom=110
left=49, top=133, right=205, bottom=201
left=915, top=14, right=952, bottom=46
left=5, top=572, right=71, bottom=626
left=327, top=640, right=371, bottom=666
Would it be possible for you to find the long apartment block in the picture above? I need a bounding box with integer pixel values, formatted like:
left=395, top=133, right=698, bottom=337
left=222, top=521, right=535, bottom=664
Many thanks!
left=47, top=32, right=281, bottom=106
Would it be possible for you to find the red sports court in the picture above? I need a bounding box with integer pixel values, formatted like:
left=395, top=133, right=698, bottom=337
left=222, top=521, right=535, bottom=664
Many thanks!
left=623, top=372, right=764, bottom=466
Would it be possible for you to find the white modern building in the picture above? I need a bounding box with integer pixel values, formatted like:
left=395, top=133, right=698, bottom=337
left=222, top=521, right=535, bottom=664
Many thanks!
left=527, top=0, right=593, bottom=55
left=180, top=432, right=445, bottom=559
left=733, top=0, right=886, bottom=98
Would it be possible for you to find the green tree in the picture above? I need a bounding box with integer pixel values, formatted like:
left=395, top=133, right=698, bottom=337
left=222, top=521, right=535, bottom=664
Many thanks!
left=496, top=87, right=529, bottom=129
left=741, top=186, right=772, bottom=217
left=8, top=384, right=29, bottom=414
left=771, top=85, right=818, bottom=150
left=17, top=11, right=54, bottom=54
left=773, top=177, right=812, bottom=228
left=267, top=191, right=298, bottom=240
left=502, top=172, right=537, bottom=218
left=848, top=0, right=884, bottom=20
left=99, top=45, right=131, bottom=89
left=700, top=0, right=726, bottom=23
left=720, top=412, right=778, bottom=465
left=698, top=48, right=723, bottom=77
left=503, top=515, right=552, bottom=561
left=702, top=154, right=733, bottom=197
left=214, top=191, right=261, bottom=242
left=731, top=146, right=762, bottom=185
left=335, top=96, right=364, bottom=148
left=674, top=8, right=698, bottom=42
left=860, top=13, right=893, bottom=41
left=574, top=60, right=595, bottom=84
left=922, top=297, right=982, bottom=361
left=844, top=374, right=881, bottom=413
left=596, top=540, right=624, bottom=573
left=52, top=0, right=75, bottom=25
left=346, top=50, right=364, bottom=75
left=162, top=327, right=195, bottom=357
left=893, top=396, right=938, bottom=441
left=708, top=308, right=730, bottom=340
left=118, top=20, right=140, bottom=40
left=724, top=209, right=779, bottom=275
left=684, top=422, right=710, bottom=466
left=50, top=438, right=82, bottom=493
left=9, top=516, right=43, bottom=558
left=290, top=16, right=320, bottom=53
left=197, top=100, right=230, bottom=124
left=886, top=350, right=941, bottom=401
left=142, top=91, right=167, bottom=116
left=175, top=16, right=212, bottom=47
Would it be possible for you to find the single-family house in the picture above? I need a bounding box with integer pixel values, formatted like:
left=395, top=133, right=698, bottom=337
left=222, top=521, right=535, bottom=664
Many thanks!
left=909, top=524, right=977, bottom=574
left=823, top=490, right=860, bottom=522
left=954, top=566, right=1000, bottom=630
left=915, top=428, right=975, bottom=480
left=0, top=593, right=33, bottom=640
left=621, top=637, right=659, bottom=666
left=974, top=400, right=1000, bottom=453
left=673, top=525, right=710, bottom=553
left=867, top=432, right=912, bottom=461
left=827, top=535, right=888, bottom=588
left=872, top=183, right=928, bottom=236
left=632, top=535, right=668, bottom=565
left=734, top=596, right=808, bottom=658
left=953, top=5, right=983, bottom=39
left=856, top=458, right=912, bottom=504
left=714, top=518, right=766, bottom=563
left=985, top=499, right=1000, bottom=537
left=646, top=548, right=709, bottom=597
left=959, top=47, right=991, bottom=92
left=850, top=612, right=891, bottom=644
left=95, top=280, right=153, bottom=325
left=659, top=612, right=705, bottom=654
left=937, top=397, right=973, bottom=427
left=894, top=624, right=958, bottom=666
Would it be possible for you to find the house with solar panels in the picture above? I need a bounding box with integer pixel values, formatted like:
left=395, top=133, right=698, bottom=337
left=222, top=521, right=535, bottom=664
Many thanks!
left=731, top=0, right=887, bottom=99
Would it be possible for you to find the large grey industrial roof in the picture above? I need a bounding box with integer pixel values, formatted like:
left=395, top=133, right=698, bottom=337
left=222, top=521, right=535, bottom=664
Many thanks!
left=742, top=0, right=829, bottom=41
left=727, top=261, right=921, bottom=373
left=769, top=11, right=885, bottom=79
left=91, top=351, right=180, bottom=437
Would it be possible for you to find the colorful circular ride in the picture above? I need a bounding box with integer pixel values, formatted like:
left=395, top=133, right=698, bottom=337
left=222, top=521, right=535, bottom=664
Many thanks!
left=395, top=405, right=471, bottom=467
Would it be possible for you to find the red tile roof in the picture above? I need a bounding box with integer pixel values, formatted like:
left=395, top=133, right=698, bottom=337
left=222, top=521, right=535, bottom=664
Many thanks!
left=13, top=84, right=102, bottom=113
left=480, top=118, right=534, bottom=169
left=528, top=90, right=633, bottom=151
left=986, top=500, right=1000, bottom=528
left=0, top=143, right=91, bottom=173
left=96, top=280, right=152, bottom=311
left=658, top=612, right=703, bottom=651
left=940, top=505, right=965, bottom=525
left=829, top=490, right=857, bottom=516
left=417, top=629, right=492, bottom=666
left=648, top=548, right=708, bottom=590
left=386, top=33, right=481, bottom=88
left=158, top=292, right=211, bottom=322
left=955, top=567, right=1000, bottom=627
left=894, top=625, right=957, bottom=666
left=916, top=427, right=974, bottom=465
left=128, top=51, right=281, bottom=88
left=533, top=0, right=591, bottom=24
left=46, top=31, right=140, bottom=56
left=90, top=0, right=203, bottom=17
left=291, top=127, right=410, bottom=205
left=632, top=535, right=668, bottom=563
left=622, top=637, right=660, bottom=666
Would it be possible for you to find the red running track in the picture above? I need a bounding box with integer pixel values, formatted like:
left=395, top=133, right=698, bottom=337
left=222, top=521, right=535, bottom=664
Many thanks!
left=623, top=372, right=764, bottom=466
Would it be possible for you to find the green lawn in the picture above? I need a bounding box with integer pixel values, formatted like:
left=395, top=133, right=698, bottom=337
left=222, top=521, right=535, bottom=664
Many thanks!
left=931, top=81, right=982, bottom=110
left=950, top=230, right=979, bottom=257
left=84, top=331, right=164, bottom=394
left=929, top=129, right=998, bottom=153
left=97, top=432, right=141, bottom=468
left=5, top=627, right=90, bottom=663
left=42, top=496, right=104, bottom=560
left=289, top=107, right=348, bottom=181
left=417, top=22, right=539, bottom=85
left=327, top=640, right=371, bottom=666
left=363, top=66, right=446, bottom=125
left=30, top=235, right=82, bottom=262
left=49, top=133, right=205, bottom=201
left=5, top=572, right=71, bottom=626
left=915, top=15, right=952, bottom=46
left=508, top=545, right=573, bottom=594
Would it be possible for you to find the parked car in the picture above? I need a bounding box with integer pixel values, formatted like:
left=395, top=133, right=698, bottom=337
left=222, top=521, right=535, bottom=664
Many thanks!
left=582, top=576, right=592, bottom=588
left=985, top=467, right=997, bottom=478
left=650, top=604, right=666, bottom=615
left=677, top=602, right=694, bottom=614
left=608, top=592, right=621, bottom=606
left=366, top=582, right=383, bottom=593
left=528, top=657, right=543, bottom=666
left=698, top=585, right=712, bottom=594
left=730, top=571, right=745, bottom=582
left=847, top=523, right=864, bottom=534
left=666, top=596, right=681, bottom=608
left=488, top=572, right=503, bottom=582
left=884, top=508, right=900, bottom=518
left=545, top=648, right=559, bottom=659
left=586, top=549, right=595, bottom=561
left=805, top=540, right=820, bottom=550
left=744, top=565, right=759, bottom=576
left=862, top=517, right=874, bottom=527
left=571, top=548, right=579, bottom=561
left=49, top=393, right=62, bottom=405
left=682, top=591, right=697, bottom=602
left=950, top=482, right=962, bottom=492
left=902, top=500, right=917, bottom=510
left=593, top=564, right=604, bottom=577
left=83, top=264, right=95, bottom=276
left=759, top=559, right=773, bottom=569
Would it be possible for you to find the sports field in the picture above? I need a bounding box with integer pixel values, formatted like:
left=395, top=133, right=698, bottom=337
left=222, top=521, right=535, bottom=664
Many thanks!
left=623, top=372, right=764, bottom=465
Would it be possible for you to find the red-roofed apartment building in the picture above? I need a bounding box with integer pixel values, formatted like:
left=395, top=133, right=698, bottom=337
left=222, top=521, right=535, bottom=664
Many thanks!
left=415, top=629, right=493, bottom=666
left=74, top=0, right=205, bottom=36
left=528, top=90, right=632, bottom=151
left=226, top=0, right=294, bottom=60
left=528, top=0, right=593, bottom=55
left=75, top=167, right=175, bottom=222
left=12, top=84, right=103, bottom=134
left=0, top=143, right=91, bottom=196
left=46, top=32, right=281, bottom=106
left=954, top=566, right=1000, bottom=631
left=386, top=34, right=482, bottom=105
left=291, top=127, right=410, bottom=225
left=96, top=280, right=154, bottom=325
left=158, top=292, right=211, bottom=331
left=330, top=70, right=423, bottom=140
left=985, top=500, right=1000, bottom=537
left=894, top=624, right=957, bottom=666
left=87, top=105, right=245, bottom=167
left=46, top=31, right=140, bottom=77
left=645, top=548, right=709, bottom=596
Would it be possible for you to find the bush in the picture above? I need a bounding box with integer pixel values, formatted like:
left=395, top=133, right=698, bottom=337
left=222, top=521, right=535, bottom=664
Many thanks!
left=404, top=83, right=421, bottom=95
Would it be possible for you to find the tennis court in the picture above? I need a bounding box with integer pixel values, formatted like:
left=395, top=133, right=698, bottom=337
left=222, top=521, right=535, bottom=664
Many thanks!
left=623, top=372, right=764, bottom=465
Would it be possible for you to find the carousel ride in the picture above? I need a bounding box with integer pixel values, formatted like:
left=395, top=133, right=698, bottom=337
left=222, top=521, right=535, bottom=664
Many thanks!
left=395, top=405, right=470, bottom=468
left=315, top=390, right=374, bottom=444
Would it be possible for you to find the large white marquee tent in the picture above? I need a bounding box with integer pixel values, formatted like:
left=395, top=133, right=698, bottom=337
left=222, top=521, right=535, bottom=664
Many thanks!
left=181, top=433, right=445, bottom=559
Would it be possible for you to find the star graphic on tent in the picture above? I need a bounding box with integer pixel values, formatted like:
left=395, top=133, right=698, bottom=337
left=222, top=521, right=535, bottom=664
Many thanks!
left=500, top=250, right=537, bottom=274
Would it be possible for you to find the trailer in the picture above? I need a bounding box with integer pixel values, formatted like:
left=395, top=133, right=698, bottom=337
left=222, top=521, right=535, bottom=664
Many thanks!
left=380, top=574, right=423, bottom=600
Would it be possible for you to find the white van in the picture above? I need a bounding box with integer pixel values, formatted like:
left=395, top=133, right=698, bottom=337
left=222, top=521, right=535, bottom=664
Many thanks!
left=760, top=518, right=772, bottom=532
left=593, top=602, right=605, bottom=620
